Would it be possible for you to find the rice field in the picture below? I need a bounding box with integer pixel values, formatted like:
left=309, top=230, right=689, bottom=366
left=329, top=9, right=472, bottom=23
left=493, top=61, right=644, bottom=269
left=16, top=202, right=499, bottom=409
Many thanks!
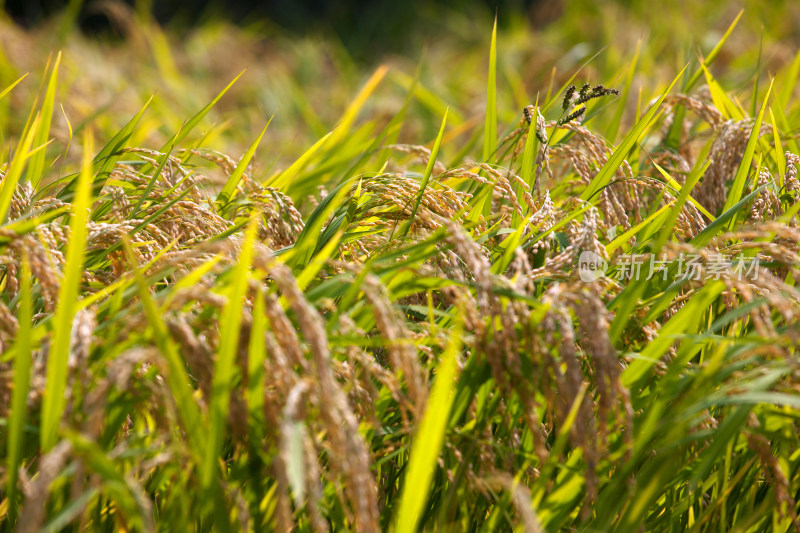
left=2, top=1, right=800, bottom=531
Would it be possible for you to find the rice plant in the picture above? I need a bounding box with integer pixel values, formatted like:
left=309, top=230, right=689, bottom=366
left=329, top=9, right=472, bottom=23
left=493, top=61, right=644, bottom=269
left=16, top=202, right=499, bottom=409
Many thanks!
left=2, top=2, right=800, bottom=531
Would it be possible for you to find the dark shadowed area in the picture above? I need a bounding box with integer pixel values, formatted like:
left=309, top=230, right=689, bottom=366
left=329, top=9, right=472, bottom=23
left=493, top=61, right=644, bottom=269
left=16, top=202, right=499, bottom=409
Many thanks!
left=4, top=0, right=561, bottom=60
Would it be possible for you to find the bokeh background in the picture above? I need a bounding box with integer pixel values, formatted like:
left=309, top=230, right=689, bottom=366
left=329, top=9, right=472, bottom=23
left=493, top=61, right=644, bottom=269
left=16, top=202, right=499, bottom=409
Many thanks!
left=0, top=0, right=798, bottom=171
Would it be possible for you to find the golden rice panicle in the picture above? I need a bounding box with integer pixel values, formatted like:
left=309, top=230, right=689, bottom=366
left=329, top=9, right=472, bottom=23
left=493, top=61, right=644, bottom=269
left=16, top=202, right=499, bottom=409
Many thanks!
left=749, top=168, right=780, bottom=222
left=696, top=120, right=771, bottom=214
left=268, top=262, right=379, bottom=532
left=362, top=274, right=428, bottom=416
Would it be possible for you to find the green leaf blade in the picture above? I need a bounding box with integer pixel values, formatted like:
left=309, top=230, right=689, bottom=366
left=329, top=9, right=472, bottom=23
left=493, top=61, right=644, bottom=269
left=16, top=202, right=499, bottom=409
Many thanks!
left=40, top=131, right=95, bottom=452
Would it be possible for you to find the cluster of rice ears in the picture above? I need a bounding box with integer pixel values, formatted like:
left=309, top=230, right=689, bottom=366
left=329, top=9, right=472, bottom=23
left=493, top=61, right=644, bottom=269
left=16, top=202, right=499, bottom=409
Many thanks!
left=2, top=10, right=800, bottom=533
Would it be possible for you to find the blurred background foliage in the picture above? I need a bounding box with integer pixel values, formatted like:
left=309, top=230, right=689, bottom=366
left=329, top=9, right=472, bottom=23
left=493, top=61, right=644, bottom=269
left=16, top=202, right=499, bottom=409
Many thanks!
left=0, top=0, right=797, bottom=183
